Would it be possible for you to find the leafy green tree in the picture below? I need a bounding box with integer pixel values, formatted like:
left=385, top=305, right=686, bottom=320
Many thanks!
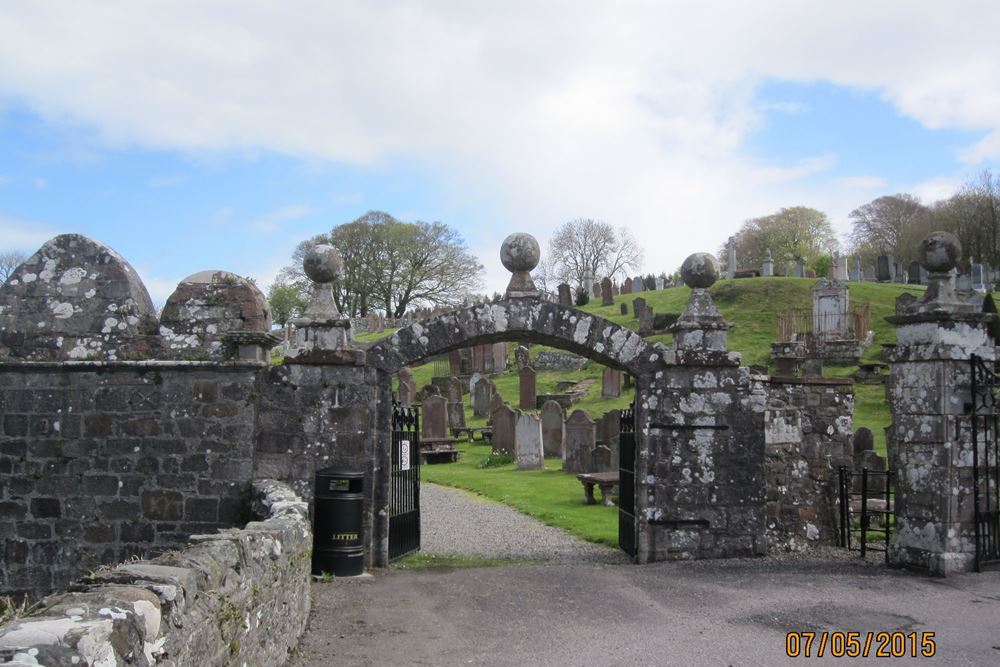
left=847, top=193, right=931, bottom=264
left=723, top=207, right=838, bottom=272
left=267, top=282, right=309, bottom=327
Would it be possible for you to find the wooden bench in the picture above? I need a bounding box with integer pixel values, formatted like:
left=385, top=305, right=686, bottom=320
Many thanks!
left=576, top=471, right=619, bottom=507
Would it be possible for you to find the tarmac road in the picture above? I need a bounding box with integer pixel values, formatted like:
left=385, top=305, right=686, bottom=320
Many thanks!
left=291, top=554, right=1000, bottom=666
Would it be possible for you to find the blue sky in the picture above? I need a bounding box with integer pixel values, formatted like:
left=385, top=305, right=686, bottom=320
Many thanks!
left=1, top=3, right=999, bottom=303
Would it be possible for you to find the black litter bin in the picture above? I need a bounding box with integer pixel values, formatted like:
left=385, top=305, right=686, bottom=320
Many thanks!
left=312, top=466, right=364, bottom=577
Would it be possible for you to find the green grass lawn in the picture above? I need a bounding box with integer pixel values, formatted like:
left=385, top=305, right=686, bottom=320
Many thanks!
left=420, top=442, right=619, bottom=547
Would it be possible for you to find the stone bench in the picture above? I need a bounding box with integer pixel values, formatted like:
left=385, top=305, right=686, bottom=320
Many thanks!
left=450, top=426, right=493, bottom=442
left=420, top=437, right=460, bottom=464
left=576, top=471, right=619, bottom=507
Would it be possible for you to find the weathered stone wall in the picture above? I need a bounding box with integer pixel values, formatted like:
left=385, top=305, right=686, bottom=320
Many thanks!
left=760, top=376, right=854, bottom=550
left=0, top=361, right=264, bottom=598
left=0, top=479, right=311, bottom=667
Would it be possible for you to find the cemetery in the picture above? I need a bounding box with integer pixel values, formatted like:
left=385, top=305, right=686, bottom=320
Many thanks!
left=0, top=229, right=998, bottom=665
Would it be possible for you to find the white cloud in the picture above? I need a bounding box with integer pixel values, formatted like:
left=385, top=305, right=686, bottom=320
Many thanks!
left=0, top=213, right=61, bottom=251
left=32, top=177, right=48, bottom=190
left=251, top=204, right=310, bottom=233
left=1, top=2, right=999, bottom=281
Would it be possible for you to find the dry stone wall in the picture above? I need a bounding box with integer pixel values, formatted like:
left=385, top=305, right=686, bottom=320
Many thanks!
left=0, top=479, right=310, bottom=667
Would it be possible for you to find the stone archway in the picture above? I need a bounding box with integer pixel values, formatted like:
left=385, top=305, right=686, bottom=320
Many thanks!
left=366, top=298, right=665, bottom=565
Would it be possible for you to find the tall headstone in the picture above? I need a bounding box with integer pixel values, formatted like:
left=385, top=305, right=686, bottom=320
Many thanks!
left=971, top=263, right=985, bottom=291
left=632, top=296, right=646, bottom=319
left=852, top=256, right=862, bottom=282
left=519, top=365, right=537, bottom=410
left=540, top=400, right=565, bottom=458
left=727, top=236, right=737, bottom=279
left=514, top=411, right=544, bottom=470
left=876, top=255, right=892, bottom=282
left=445, top=376, right=463, bottom=403
left=447, top=399, right=466, bottom=431
left=864, top=266, right=876, bottom=281
left=601, top=277, right=614, bottom=306
left=598, top=409, right=621, bottom=473
left=795, top=258, right=806, bottom=278
left=398, top=377, right=415, bottom=407
left=491, top=404, right=516, bottom=455
left=557, top=283, right=572, bottom=307
left=908, top=260, right=922, bottom=285
left=591, top=281, right=601, bottom=298
left=563, top=409, right=596, bottom=473
left=834, top=253, right=849, bottom=281
left=620, top=303, right=628, bottom=316
left=621, top=277, right=632, bottom=295
left=448, top=350, right=462, bottom=376
left=812, top=278, right=849, bottom=339
left=421, top=394, right=448, bottom=440
left=638, top=306, right=654, bottom=336
left=602, top=367, right=622, bottom=397
left=762, top=249, right=774, bottom=277
left=492, top=342, right=508, bottom=372
left=473, top=377, right=494, bottom=418
left=514, top=345, right=530, bottom=371
left=852, top=427, right=874, bottom=459
left=633, top=276, right=645, bottom=292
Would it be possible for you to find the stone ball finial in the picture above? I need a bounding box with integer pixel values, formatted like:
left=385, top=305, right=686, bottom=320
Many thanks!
left=303, top=244, right=343, bottom=284
left=681, top=252, right=720, bottom=289
left=917, top=231, right=961, bottom=273
left=500, top=233, right=540, bottom=274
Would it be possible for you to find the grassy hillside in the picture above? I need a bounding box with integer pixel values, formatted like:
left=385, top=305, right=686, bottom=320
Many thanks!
left=354, top=277, right=930, bottom=454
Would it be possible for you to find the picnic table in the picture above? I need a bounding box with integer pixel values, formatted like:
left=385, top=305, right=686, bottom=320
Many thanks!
left=576, top=471, right=619, bottom=507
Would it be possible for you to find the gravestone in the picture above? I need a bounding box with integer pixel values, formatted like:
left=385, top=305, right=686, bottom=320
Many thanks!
left=795, top=258, right=806, bottom=278
left=877, top=255, right=891, bottom=282
left=418, top=384, right=442, bottom=402
left=638, top=306, right=654, bottom=336
left=473, top=377, right=494, bottom=418
left=447, top=400, right=466, bottom=431
left=519, top=365, right=537, bottom=410
left=491, top=404, right=516, bottom=455
left=762, top=249, right=774, bottom=277
left=620, top=303, right=628, bottom=316
left=492, top=342, right=508, bottom=372
left=956, top=272, right=972, bottom=292
left=591, top=281, right=601, bottom=298
left=727, top=236, right=737, bottom=279
left=632, top=296, right=646, bottom=318
left=621, top=278, right=632, bottom=295
left=448, top=350, right=462, bottom=376
left=602, top=367, right=621, bottom=397
left=563, top=410, right=596, bottom=473
left=515, top=411, right=544, bottom=470
left=446, top=376, right=463, bottom=403
left=592, top=444, right=613, bottom=472
left=611, top=283, right=619, bottom=296
left=515, top=345, right=530, bottom=371
left=908, top=260, right=922, bottom=285
left=655, top=277, right=664, bottom=290
left=633, top=276, right=644, bottom=292
left=468, top=371, right=481, bottom=395
left=421, top=394, right=448, bottom=440
left=558, top=283, right=572, bottom=307
left=480, top=343, right=495, bottom=372
left=834, top=254, right=849, bottom=281
left=489, top=391, right=504, bottom=417
left=398, top=377, right=415, bottom=407
left=812, top=278, right=849, bottom=339
left=864, top=266, right=876, bottom=281
left=853, top=427, right=874, bottom=459
left=852, top=256, right=862, bottom=282
left=599, top=409, right=621, bottom=471
left=601, top=277, right=614, bottom=306
left=540, top=400, right=565, bottom=458
left=972, top=263, right=986, bottom=291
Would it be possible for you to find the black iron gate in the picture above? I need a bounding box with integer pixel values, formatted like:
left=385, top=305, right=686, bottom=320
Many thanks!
left=969, top=354, right=1000, bottom=571
left=389, top=403, right=420, bottom=562
left=619, top=405, right=636, bottom=559
left=838, top=466, right=893, bottom=563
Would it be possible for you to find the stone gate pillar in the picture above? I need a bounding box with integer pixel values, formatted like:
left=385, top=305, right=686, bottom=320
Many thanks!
left=636, top=253, right=766, bottom=562
left=886, top=232, right=996, bottom=575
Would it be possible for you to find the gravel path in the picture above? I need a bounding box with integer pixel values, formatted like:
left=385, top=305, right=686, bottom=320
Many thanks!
left=420, top=482, right=629, bottom=564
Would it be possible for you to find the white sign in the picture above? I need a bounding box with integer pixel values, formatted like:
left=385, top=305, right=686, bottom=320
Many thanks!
left=400, top=440, right=411, bottom=471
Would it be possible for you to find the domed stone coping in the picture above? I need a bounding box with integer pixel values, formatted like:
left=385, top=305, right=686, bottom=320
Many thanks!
left=160, top=270, right=272, bottom=360
left=501, top=233, right=541, bottom=298
left=0, top=234, right=157, bottom=360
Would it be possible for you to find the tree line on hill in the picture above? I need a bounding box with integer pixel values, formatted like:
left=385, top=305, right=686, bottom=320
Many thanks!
left=721, top=169, right=1000, bottom=276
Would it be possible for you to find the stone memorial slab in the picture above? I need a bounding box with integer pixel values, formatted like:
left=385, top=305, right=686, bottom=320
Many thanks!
left=621, top=278, right=632, bottom=295
left=540, top=400, right=565, bottom=458
left=515, top=345, right=530, bottom=371
left=563, top=410, right=596, bottom=473
left=515, top=411, right=544, bottom=470
left=602, top=367, right=621, bottom=397
left=492, top=342, right=508, bottom=372
left=853, top=427, right=874, bottom=458
left=519, top=365, right=537, bottom=410
left=620, top=303, right=628, bottom=316
left=421, top=394, right=448, bottom=440
left=558, top=283, right=572, bottom=307
left=473, top=377, right=494, bottom=418
left=491, top=404, right=516, bottom=455
left=601, top=277, right=614, bottom=306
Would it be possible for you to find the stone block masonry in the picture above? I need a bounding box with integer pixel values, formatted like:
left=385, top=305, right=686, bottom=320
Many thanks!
left=0, top=479, right=311, bottom=667
left=0, top=361, right=264, bottom=598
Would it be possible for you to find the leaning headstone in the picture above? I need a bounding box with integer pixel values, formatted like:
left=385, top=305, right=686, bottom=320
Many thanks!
left=515, top=345, right=530, bottom=371
left=473, top=377, right=494, bottom=418
left=563, top=409, right=596, bottom=473
left=558, top=283, right=572, bottom=307
left=491, top=404, right=516, bottom=455
left=853, top=427, right=874, bottom=459
left=421, top=394, right=448, bottom=440
left=602, top=367, right=622, bottom=397
left=601, top=277, right=614, bottom=306
left=540, top=400, right=565, bottom=458
left=515, top=411, right=544, bottom=470
left=876, top=255, right=891, bottom=282
left=519, top=365, right=537, bottom=410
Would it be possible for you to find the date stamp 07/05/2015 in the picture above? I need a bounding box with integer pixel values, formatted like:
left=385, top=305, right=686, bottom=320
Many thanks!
left=785, top=631, right=936, bottom=659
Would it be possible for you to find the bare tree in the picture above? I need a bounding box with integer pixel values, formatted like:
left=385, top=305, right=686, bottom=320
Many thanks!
left=847, top=194, right=931, bottom=264
left=546, top=218, right=642, bottom=290
left=0, top=251, right=28, bottom=284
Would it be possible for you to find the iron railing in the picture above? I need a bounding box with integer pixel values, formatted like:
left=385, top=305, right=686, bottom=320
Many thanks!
left=839, top=466, right=893, bottom=563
